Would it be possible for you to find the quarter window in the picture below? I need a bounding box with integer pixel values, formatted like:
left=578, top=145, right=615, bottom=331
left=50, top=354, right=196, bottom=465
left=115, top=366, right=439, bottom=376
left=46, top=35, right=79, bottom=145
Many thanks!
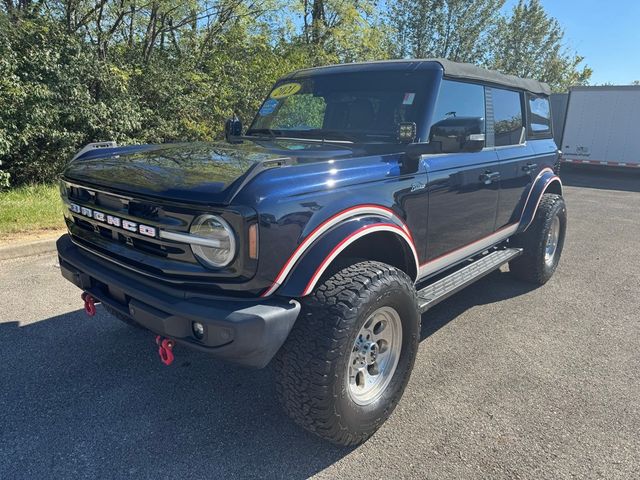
left=527, top=94, right=552, bottom=138
left=492, top=88, right=523, bottom=146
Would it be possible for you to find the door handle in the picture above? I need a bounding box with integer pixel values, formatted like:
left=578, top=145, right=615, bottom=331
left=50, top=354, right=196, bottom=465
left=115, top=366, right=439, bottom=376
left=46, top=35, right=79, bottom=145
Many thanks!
left=522, top=162, right=538, bottom=173
left=480, top=171, right=500, bottom=185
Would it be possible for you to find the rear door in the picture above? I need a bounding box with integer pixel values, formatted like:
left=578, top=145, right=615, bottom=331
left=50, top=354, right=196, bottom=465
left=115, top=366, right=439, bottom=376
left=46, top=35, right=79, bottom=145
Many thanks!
left=424, top=80, right=500, bottom=264
left=493, top=91, right=558, bottom=228
left=490, top=87, right=534, bottom=228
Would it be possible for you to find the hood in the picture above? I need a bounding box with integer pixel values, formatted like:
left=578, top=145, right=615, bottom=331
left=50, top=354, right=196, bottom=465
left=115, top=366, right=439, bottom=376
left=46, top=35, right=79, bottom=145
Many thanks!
left=62, top=140, right=357, bottom=205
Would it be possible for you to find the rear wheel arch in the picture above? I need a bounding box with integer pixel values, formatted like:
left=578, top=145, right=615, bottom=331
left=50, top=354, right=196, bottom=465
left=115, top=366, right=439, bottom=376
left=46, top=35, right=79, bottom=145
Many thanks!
left=519, top=173, right=563, bottom=233
left=544, top=178, right=563, bottom=196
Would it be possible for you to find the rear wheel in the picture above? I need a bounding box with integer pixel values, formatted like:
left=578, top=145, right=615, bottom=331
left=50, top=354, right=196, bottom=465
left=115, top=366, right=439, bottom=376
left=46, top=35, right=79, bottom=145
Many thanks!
left=274, top=260, right=420, bottom=446
left=509, top=193, right=567, bottom=284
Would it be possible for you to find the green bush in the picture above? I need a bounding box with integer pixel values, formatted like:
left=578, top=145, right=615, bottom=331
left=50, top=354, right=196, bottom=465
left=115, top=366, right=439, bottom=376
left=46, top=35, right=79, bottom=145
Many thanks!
left=0, top=1, right=590, bottom=187
left=0, top=15, right=310, bottom=186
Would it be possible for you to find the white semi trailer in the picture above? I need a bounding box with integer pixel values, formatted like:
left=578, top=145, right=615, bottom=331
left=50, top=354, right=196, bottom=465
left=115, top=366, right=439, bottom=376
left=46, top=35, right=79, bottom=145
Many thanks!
left=558, top=86, right=640, bottom=168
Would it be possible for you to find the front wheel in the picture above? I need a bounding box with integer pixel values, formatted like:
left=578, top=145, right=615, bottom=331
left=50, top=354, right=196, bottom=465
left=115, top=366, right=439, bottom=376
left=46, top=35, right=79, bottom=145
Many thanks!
left=509, top=193, right=567, bottom=284
left=274, top=261, right=420, bottom=446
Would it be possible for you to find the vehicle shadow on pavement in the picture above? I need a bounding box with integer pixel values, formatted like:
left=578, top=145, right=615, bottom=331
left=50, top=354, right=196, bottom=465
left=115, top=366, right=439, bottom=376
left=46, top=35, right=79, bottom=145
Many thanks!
left=0, top=309, right=352, bottom=480
left=0, top=270, right=533, bottom=480
left=420, top=269, right=536, bottom=341
left=560, top=165, right=640, bottom=193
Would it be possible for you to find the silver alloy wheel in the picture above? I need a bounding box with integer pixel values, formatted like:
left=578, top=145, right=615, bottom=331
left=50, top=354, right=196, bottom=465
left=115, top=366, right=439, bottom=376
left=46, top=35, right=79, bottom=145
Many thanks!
left=545, top=214, right=561, bottom=266
left=347, top=306, right=403, bottom=406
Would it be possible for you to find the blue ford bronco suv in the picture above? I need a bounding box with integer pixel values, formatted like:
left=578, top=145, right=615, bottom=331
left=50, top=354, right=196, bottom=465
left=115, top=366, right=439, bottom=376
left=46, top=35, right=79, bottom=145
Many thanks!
left=57, top=59, right=566, bottom=446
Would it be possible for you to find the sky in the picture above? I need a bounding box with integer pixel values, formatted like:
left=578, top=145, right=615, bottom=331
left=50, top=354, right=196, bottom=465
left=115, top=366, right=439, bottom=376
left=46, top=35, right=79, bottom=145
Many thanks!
left=504, top=0, right=640, bottom=85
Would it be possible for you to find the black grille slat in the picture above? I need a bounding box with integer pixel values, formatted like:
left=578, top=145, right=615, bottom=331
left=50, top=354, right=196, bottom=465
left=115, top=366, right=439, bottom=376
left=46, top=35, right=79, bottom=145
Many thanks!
left=64, top=182, right=200, bottom=275
left=129, top=201, right=160, bottom=220
left=95, top=192, right=126, bottom=212
left=62, top=180, right=250, bottom=285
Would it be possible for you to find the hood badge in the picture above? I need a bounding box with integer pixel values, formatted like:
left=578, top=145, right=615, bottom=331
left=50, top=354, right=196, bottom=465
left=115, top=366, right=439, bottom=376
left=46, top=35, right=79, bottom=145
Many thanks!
left=69, top=203, right=157, bottom=238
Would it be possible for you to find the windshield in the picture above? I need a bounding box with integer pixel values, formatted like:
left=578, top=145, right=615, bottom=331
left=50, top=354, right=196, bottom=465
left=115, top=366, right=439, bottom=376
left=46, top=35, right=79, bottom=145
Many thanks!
left=248, top=70, right=432, bottom=143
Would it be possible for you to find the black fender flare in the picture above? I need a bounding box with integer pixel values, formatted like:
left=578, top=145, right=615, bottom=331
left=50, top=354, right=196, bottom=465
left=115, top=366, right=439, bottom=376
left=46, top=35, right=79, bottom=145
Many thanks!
left=260, top=205, right=418, bottom=298
left=518, top=167, right=563, bottom=233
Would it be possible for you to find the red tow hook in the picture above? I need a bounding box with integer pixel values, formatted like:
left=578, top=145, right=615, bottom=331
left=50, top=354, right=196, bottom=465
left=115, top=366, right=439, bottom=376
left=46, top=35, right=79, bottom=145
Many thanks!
left=156, top=336, right=175, bottom=366
left=81, top=292, right=99, bottom=317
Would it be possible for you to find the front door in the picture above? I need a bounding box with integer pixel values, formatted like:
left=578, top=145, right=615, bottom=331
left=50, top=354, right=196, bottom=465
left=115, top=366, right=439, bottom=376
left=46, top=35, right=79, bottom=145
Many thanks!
left=423, top=151, right=500, bottom=266
left=420, top=79, right=500, bottom=276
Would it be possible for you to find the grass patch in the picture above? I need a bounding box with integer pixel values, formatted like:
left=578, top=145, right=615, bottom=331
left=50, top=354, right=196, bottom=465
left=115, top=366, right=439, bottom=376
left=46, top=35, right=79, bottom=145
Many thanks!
left=0, top=184, right=65, bottom=238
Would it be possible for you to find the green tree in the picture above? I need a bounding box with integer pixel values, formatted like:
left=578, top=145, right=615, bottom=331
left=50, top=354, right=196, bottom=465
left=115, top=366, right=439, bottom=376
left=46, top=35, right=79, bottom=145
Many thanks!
left=295, top=0, right=392, bottom=64
left=0, top=0, right=594, bottom=186
left=388, top=0, right=505, bottom=62
left=487, top=0, right=591, bottom=91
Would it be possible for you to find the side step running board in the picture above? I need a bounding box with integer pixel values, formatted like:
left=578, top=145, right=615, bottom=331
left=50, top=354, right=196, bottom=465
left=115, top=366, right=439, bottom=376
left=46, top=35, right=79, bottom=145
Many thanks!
left=417, top=248, right=523, bottom=313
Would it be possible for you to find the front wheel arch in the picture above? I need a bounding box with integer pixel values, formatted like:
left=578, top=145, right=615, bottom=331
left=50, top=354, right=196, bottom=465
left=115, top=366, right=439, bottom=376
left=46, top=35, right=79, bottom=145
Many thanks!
left=332, top=231, right=418, bottom=281
left=274, top=220, right=419, bottom=298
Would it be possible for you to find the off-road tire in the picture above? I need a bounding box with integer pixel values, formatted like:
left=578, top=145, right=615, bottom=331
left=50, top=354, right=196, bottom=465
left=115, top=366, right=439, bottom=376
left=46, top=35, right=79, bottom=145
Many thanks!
left=509, top=193, right=567, bottom=284
left=102, top=303, right=143, bottom=329
left=274, top=261, right=420, bottom=446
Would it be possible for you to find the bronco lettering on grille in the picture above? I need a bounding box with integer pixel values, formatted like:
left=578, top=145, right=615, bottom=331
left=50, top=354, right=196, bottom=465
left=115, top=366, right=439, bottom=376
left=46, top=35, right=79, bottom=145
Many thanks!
left=69, top=203, right=157, bottom=238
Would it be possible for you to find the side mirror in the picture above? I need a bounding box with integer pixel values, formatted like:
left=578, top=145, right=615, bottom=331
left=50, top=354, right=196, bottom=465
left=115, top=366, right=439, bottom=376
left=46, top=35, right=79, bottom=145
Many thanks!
left=404, top=142, right=440, bottom=162
left=462, top=133, right=486, bottom=153
left=224, top=116, right=243, bottom=144
left=429, top=116, right=485, bottom=153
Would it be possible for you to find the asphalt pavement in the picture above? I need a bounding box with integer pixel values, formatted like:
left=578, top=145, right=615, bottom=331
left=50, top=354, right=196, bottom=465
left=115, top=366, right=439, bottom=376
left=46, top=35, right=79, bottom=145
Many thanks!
left=1, top=166, right=639, bottom=479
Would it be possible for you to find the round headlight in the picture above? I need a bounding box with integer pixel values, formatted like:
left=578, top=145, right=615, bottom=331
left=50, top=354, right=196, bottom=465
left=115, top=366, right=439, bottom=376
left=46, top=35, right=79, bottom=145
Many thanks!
left=189, top=215, right=236, bottom=268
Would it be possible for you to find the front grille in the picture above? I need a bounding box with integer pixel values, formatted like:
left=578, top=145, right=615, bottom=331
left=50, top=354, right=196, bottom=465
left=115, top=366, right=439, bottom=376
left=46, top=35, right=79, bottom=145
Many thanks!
left=61, top=180, right=246, bottom=284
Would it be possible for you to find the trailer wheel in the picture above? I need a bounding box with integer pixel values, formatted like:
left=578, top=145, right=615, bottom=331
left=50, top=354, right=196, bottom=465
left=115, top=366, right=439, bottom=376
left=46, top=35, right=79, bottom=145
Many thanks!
left=274, top=260, right=420, bottom=446
left=510, top=193, right=567, bottom=284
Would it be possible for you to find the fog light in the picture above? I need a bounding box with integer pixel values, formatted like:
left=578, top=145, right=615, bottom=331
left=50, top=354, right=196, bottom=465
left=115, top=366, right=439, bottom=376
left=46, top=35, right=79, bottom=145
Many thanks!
left=192, top=322, right=205, bottom=339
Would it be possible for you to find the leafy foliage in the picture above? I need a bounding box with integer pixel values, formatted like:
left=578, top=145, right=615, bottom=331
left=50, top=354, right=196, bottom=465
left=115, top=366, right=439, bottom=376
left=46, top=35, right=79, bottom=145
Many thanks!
left=0, top=0, right=591, bottom=186
left=389, top=0, right=505, bottom=63
left=487, top=0, right=592, bottom=91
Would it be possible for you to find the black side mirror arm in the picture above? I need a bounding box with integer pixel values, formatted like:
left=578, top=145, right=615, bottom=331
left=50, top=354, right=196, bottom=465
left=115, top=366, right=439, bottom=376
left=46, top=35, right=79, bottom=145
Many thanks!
left=225, top=115, right=243, bottom=144
left=401, top=142, right=441, bottom=172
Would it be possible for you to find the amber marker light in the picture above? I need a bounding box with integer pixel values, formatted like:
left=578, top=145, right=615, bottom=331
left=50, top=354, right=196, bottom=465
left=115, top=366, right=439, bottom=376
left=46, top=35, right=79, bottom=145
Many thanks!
left=249, top=224, right=259, bottom=259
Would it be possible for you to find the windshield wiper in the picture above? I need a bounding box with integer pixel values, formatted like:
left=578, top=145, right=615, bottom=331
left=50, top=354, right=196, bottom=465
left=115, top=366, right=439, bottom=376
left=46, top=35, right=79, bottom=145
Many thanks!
left=245, top=128, right=282, bottom=139
left=294, top=129, right=359, bottom=143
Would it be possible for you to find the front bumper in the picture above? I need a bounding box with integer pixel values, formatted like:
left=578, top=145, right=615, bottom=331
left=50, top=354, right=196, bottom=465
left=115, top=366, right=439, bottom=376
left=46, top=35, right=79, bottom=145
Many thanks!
left=57, top=235, right=300, bottom=368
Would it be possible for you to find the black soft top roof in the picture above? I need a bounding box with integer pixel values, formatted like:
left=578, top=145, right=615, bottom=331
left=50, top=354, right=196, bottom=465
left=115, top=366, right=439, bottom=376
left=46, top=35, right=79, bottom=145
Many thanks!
left=283, top=58, right=551, bottom=96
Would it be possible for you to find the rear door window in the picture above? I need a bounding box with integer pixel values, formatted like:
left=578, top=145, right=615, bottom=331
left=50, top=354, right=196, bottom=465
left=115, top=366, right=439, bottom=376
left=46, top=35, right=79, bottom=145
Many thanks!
left=492, top=88, right=524, bottom=146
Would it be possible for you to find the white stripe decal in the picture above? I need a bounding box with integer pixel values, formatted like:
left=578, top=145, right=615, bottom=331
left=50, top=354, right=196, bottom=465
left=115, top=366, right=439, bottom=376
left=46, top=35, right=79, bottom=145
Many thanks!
left=261, top=205, right=412, bottom=297
left=417, top=224, right=518, bottom=279
left=519, top=167, right=554, bottom=218
left=302, top=224, right=418, bottom=296
left=415, top=167, right=560, bottom=280
left=522, top=175, right=562, bottom=231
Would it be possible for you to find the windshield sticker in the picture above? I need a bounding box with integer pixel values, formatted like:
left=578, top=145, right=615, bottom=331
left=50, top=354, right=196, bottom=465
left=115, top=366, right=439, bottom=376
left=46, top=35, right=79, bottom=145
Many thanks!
left=259, top=99, right=279, bottom=116
left=270, top=82, right=302, bottom=99
left=403, top=93, right=416, bottom=105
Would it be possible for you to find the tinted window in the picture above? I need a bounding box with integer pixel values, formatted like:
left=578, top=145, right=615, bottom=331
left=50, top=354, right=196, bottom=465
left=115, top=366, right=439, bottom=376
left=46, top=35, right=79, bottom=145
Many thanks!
left=269, top=95, right=326, bottom=130
left=249, top=71, right=433, bottom=142
left=527, top=95, right=552, bottom=137
left=431, top=80, right=485, bottom=132
left=492, top=88, right=523, bottom=146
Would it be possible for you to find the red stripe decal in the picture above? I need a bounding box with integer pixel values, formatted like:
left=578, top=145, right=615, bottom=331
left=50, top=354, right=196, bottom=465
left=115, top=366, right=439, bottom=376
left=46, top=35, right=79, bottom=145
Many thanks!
left=302, top=223, right=416, bottom=296
left=260, top=204, right=413, bottom=297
